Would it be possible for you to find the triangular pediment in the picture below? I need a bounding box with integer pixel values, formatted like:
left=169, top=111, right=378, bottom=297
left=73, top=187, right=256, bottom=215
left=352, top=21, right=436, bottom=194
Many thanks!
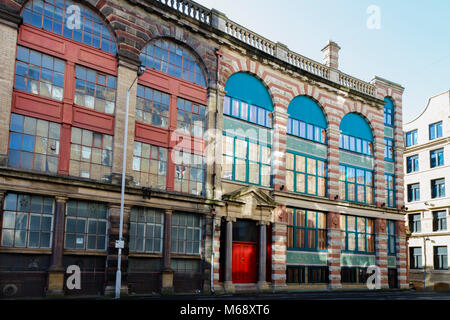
left=222, top=185, right=277, bottom=208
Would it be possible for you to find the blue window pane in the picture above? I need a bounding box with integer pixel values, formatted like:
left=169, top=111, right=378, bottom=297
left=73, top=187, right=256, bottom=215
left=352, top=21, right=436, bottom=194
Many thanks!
left=299, top=121, right=306, bottom=138
left=54, top=59, right=65, bottom=73
left=43, top=17, right=52, bottom=31
left=8, top=150, right=21, bottom=167
left=10, top=114, right=24, bottom=132
left=16, top=46, right=29, bottom=62
left=14, top=75, right=27, bottom=91
left=53, top=72, right=64, bottom=87
left=107, top=76, right=116, bottom=88
left=30, top=50, right=41, bottom=66
left=22, top=9, right=32, bottom=25
left=32, top=12, right=43, bottom=27
left=22, top=134, right=35, bottom=152
left=9, top=132, right=22, bottom=150
left=15, top=61, right=28, bottom=76
left=21, top=151, right=33, bottom=169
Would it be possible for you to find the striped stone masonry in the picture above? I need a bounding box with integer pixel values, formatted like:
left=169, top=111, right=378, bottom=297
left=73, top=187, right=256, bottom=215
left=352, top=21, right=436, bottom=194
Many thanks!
left=327, top=212, right=342, bottom=289
left=271, top=222, right=287, bottom=290
left=395, top=220, right=409, bottom=289
left=272, top=110, right=288, bottom=191
left=375, top=218, right=389, bottom=289
left=326, top=128, right=340, bottom=200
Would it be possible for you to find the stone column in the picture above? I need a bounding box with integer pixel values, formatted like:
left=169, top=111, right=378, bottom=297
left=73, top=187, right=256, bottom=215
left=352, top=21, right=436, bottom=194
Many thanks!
left=271, top=215, right=287, bottom=291
left=0, top=16, right=20, bottom=166
left=104, top=204, right=131, bottom=296
left=111, top=60, right=139, bottom=185
left=327, top=127, right=340, bottom=200
left=257, top=223, right=269, bottom=292
left=375, top=218, right=389, bottom=289
left=213, top=87, right=226, bottom=200
left=223, top=218, right=234, bottom=293
left=211, top=217, right=222, bottom=292
left=272, top=109, right=288, bottom=192
left=47, top=196, right=67, bottom=296
left=327, top=212, right=342, bottom=289
left=161, top=209, right=174, bottom=294
left=395, top=220, right=409, bottom=289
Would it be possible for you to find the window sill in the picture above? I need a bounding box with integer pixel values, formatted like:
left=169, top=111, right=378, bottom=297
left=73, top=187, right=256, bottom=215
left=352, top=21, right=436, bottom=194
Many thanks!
left=0, top=247, right=52, bottom=255
left=171, top=254, right=202, bottom=259
left=63, top=249, right=107, bottom=256
left=128, top=252, right=163, bottom=258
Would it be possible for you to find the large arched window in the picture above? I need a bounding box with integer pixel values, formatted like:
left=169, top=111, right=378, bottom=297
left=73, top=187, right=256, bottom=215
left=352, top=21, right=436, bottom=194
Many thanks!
left=221, top=73, right=272, bottom=187
left=9, top=1, right=117, bottom=181
left=133, top=39, right=207, bottom=196
left=222, top=72, right=273, bottom=128
left=383, top=97, right=394, bottom=127
left=339, top=113, right=374, bottom=205
left=139, top=39, right=206, bottom=86
left=339, top=113, right=373, bottom=156
left=287, top=96, right=326, bottom=144
left=22, top=0, right=117, bottom=54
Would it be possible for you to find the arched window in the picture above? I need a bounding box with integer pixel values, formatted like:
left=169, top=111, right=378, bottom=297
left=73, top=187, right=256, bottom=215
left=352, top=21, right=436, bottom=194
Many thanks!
left=339, top=113, right=373, bottom=156
left=139, top=39, right=206, bottom=87
left=221, top=73, right=273, bottom=187
left=222, top=72, right=273, bottom=128
left=287, top=96, right=326, bottom=144
left=384, top=97, right=394, bottom=127
left=22, top=0, right=117, bottom=54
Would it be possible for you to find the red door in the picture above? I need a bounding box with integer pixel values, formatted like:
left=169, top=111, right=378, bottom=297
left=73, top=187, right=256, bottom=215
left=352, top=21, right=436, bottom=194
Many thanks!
left=232, top=242, right=257, bottom=283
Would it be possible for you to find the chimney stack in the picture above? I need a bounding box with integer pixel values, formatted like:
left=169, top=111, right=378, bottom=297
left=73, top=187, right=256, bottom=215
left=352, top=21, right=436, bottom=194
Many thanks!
left=321, top=40, right=340, bottom=69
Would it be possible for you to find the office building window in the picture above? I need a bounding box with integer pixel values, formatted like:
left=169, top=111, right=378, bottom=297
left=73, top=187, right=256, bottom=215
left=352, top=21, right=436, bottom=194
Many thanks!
left=430, top=148, right=444, bottom=168
left=287, top=208, right=327, bottom=251
left=407, top=183, right=420, bottom=202
left=434, top=246, right=448, bottom=270
left=409, top=214, right=421, bottom=233
left=431, top=178, right=445, bottom=199
left=171, top=212, right=202, bottom=255
left=14, top=46, right=65, bottom=101
left=387, top=220, right=396, bottom=255
left=177, top=97, right=207, bottom=138
left=433, top=210, right=447, bottom=232
left=286, top=152, right=326, bottom=197
left=223, top=96, right=272, bottom=129
left=64, top=200, right=107, bottom=251
left=129, top=207, right=164, bottom=253
left=405, top=130, right=418, bottom=147
left=406, top=155, right=419, bottom=173
left=340, top=215, right=375, bottom=253
left=384, top=174, right=395, bottom=208
left=173, top=150, right=204, bottom=196
left=1, top=193, right=54, bottom=248
left=429, top=121, right=443, bottom=140
left=132, top=141, right=167, bottom=189
left=384, top=138, right=394, bottom=161
left=339, top=165, right=374, bottom=205
left=410, top=247, right=422, bottom=269
left=8, top=113, right=60, bottom=173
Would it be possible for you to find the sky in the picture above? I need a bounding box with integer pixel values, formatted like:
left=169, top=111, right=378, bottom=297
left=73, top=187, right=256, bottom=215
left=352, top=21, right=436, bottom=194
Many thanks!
left=195, top=0, right=450, bottom=123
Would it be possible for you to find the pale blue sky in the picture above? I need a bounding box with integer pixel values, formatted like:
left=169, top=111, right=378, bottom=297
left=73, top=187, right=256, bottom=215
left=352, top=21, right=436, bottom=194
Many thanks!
left=196, top=0, right=450, bottom=123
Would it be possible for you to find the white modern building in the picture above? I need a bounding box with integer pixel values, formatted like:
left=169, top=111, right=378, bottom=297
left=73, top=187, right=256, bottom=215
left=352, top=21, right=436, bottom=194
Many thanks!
left=404, top=90, right=450, bottom=291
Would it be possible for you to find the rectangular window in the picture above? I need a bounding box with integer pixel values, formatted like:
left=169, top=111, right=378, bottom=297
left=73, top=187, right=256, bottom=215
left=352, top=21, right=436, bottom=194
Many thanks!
left=340, top=134, right=372, bottom=156
left=171, top=212, right=201, bottom=255
left=287, top=120, right=326, bottom=144
left=409, top=214, right=421, bottom=233
left=433, top=210, right=447, bottom=232
left=173, top=150, right=204, bottom=196
left=286, top=208, right=327, bottom=251
left=285, top=152, right=326, bottom=197
left=384, top=174, right=395, bottom=208
left=136, top=85, right=170, bottom=129
left=429, top=121, right=443, bottom=140
left=410, top=247, right=422, bottom=269
left=171, top=258, right=201, bottom=273
left=341, top=267, right=357, bottom=283
left=430, top=148, right=444, bottom=168
left=129, top=207, right=164, bottom=253
left=431, top=178, right=445, bottom=199
left=387, top=220, right=396, bottom=255
left=1, top=193, right=54, bottom=248
left=224, top=96, right=272, bottom=129
left=384, top=138, right=394, bottom=161
left=132, top=141, right=167, bottom=190
left=406, top=155, right=419, bottom=173
left=8, top=113, right=60, bottom=173
left=14, top=46, right=65, bottom=101
left=177, top=97, right=207, bottom=137
left=286, top=266, right=305, bottom=284
left=69, top=127, right=113, bottom=180
left=433, top=246, right=448, bottom=270
left=75, top=65, right=116, bottom=114
left=384, top=106, right=393, bottom=126
left=405, top=130, right=418, bottom=147
left=340, top=215, right=375, bottom=253
left=64, top=200, right=107, bottom=251
left=221, top=134, right=271, bottom=187
left=407, top=183, right=420, bottom=202
left=339, top=165, right=373, bottom=205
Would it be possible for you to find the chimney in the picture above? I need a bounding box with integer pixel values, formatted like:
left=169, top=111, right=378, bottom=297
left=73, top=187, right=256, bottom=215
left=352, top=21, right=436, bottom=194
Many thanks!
left=321, top=40, right=341, bottom=69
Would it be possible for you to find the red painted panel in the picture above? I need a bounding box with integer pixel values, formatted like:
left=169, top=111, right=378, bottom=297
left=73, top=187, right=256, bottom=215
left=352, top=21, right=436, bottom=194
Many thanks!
left=135, top=122, right=170, bottom=147
left=232, top=242, right=257, bottom=283
left=72, top=106, right=114, bottom=135
left=12, top=91, right=62, bottom=122
left=77, top=48, right=117, bottom=75
left=19, top=26, right=66, bottom=56
left=178, top=82, right=208, bottom=105
left=139, top=71, right=171, bottom=94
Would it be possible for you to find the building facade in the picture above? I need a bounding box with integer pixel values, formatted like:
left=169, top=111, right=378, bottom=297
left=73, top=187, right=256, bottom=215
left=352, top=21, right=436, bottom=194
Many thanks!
left=0, top=0, right=407, bottom=298
left=404, top=90, right=450, bottom=291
